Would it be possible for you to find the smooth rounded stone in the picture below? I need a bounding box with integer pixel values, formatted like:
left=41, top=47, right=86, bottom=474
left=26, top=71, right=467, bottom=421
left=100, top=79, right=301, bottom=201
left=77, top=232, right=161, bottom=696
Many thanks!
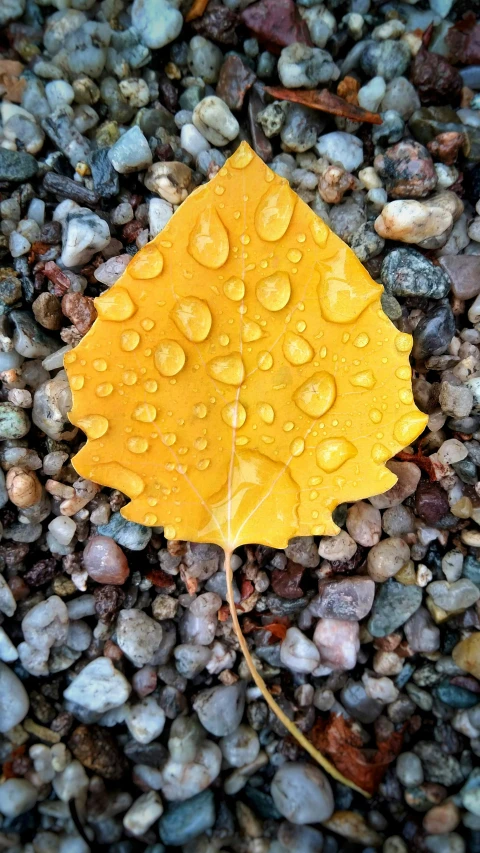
left=0, top=148, right=38, bottom=182
left=439, top=439, right=468, bottom=466
left=32, top=374, right=76, bottom=442
left=0, top=779, right=37, bottom=817
left=404, top=607, right=440, bottom=653
left=440, top=381, right=473, bottom=419
left=281, top=104, right=325, bottom=153
left=453, top=633, right=480, bottom=680
left=427, top=579, right=480, bottom=612
left=144, top=161, right=193, bottom=204
left=372, top=110, right=405, bottom=147
left=63, top=656, right=131, bottom=712
left=193, top=682, right=245, bottom=737
left=415, top=303, right=457, bottom=361
left=360, top=39, right=410, bottom=81
left=188, top=35, right=223, bottom=84
left=219, top=725, right=260, bottom=768
left=368, top=579, right=422, bottom=637
left=310, top=577, right=375, bottom=621
left=116, top=609, right=163, bottom=667
left=180, top=123, right=210, bottom=159
left=280, top=627, right=320, bottom=673
left=439, top=255, right=480, bottom=300
left=66, top=620, right=92, bottom=652
left=271, top=762, right=334, bottom=824
left=278, top=822, right=325, bottom=853
left=383, top=505, right=416, bottom=537
left=0, top=575, right=16, bottom=619
left=0, top=661, right=29, bottom=732
left=375, top=140, right=436, bottom=199
left=131, top=0, right=182, bottom=49
left=382, top=249, right=450, bottom=299
left=180, top=593, right=221, bottom=645
left=0, top=626, right=18, bottom=663
left=285, top=535, right=320, bottom=567
left=381, top=76, right=420, bottom=120
left=375, top=199, right=452, bottom=244
left=396, top=752, right=424, bottom=787
left=318, top=530, right=356, bottom=561
left=159, top=789, right=215, bottom=846
left=52, top=759, right=89, bottom=804
left=9, top=310, right=57, bottom=359
left=125, top=697, right=166, bottom=744
left=358, top=76, right=386, bottom=112
left=174, top=644, right=212, bottom=678
left=97, top=512, right=152, bottom=550
left=60, top=207, right=110, bottom=268
left=168, top=714, right=204, bottom=764
left=367, top=537, right=410, bottom=582
left=278, top=42, right=339, bottom=89
left=10, top=232, right=30, bottom=260
left=48, top=516, right=76, bottom=546
left=108, top=125, right=152, bottom=174
left=149, top=198, right=173, bottom=238
left=0, top=402, right=30, bottom=440
left=441, top=549, right=464, bottom=583
left=123, top=791, right=163, bottom=836
left=192, top=96, right=239, bottom=146
left=434, top=680, right=478, bottom=710
left=346, top=501, right=381, bottom=546
left=350, top=221, right=385, bottom=262
left=301, top=4, right=335, bottom=48
left=161, top=739, right=222, bottom=801
left=315, top=131, right=363, bottom=172
left=341, top=680, right=383, bottom=723
left=313, top=618, right=359, bottom=671
left=83, top=535, right=129, bottom=585
left=22, top=594, right=69, bottom=652
left=425, top=834, right=465, bottom=853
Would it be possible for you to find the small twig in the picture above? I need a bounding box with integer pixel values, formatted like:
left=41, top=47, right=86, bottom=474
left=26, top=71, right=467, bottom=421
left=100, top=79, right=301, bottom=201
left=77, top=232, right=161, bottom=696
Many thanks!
left=69, top=798, right=91, bottom=850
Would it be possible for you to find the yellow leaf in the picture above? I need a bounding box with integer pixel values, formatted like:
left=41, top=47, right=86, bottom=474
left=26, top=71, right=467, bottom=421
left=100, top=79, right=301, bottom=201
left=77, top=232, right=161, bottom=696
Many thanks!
left=65, top=141, right=428, bottom=797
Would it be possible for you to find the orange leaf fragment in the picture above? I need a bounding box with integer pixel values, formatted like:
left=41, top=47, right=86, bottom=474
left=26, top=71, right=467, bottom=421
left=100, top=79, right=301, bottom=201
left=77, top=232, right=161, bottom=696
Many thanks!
left=263, top=85, right=383, bottom=125
left=66, top=141, right=427, bottom=797
left=185, top=0, right=210, bottom=22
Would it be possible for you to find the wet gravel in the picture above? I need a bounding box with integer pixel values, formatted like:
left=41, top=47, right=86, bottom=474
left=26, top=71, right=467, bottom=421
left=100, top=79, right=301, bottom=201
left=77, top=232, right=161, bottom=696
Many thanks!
left=1, top=0, right=480, bottom=851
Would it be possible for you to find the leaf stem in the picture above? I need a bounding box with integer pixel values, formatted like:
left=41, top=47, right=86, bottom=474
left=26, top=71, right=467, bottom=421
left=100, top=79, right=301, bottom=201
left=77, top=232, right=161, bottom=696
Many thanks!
left=224, top=547, right=370, bottom=798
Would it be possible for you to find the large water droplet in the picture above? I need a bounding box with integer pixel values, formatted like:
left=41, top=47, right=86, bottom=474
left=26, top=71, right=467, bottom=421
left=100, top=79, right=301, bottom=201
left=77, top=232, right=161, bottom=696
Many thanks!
left=71, top=375, right=84, bottom=391
left=399, top=388, right=413, bottom=405
left=95, top=287, right=136, bottom=321
left=120, top=330, right=140, bottom=352
left=317, top=249, right=381, bottom=324
left=133, top=403, right=157, bottom=423
left=316, top=437, right=358, bottom=472
left=128, top=243, right=164, bottom=279
left=256, top=271, right=291, bottom=311
left=89, top=462, right=144, bottom=499
left=188, top=206, right=229, bottom=269
left=222, top=401, right=247, bottom=428
left=207, top=352, right=245, bottom=386
left=194, top=437, right=207, bottom=450
left=123, top=371, right=137, bottom=386
left=96, top=382, right=113, bottom=397
left=293, top=371, right=336, bottom=418
left=164, top=525, right=176, bottom=539
left=162, top=433, right=176, bottom=446
left=369, top=409, right=382, bottom=423
left=394, top=411, right=428, bottom=445
left=257, top=351, right=273, bottom=371
left=290, top=437, right=305, bottom=457
left=257, top=403, right=274, bottom=424
left=242, top=320, right=262, bottom=342
left=77, top=414, right=109, bottom=440
left=354, top=333, right=369, bottom=348
left=254, top=183, right=296, bottom=242
left=127, top=436, right=149, bottom=454
left=223, top=276, right=245, bottom=301
left=197, top=458, right=210, bottom=470
left=310, top=218, right=329, bottom=247
left=155, top=339, right=186, bottom=376
left=172, top=297, right=212, bottom=342
left=282, top=331, right=314, bottom=366
left=287, top=249, right=302, bottom=263
left=144, top=379, right=158, bottom=393
left=194, top=403, right=207, bottom=418
left=144, top=513, right=157, bottom=525
left=349, top=370, right=376, bottom=389
left=395, top=366, right=411, bottom=380
left=371, top=443, right=390, bottom=463
left=230, top=143, right=253, bottom=169
left=93, top=358, right=107, bottom=372
left=395, top=333, right=412, bottom=353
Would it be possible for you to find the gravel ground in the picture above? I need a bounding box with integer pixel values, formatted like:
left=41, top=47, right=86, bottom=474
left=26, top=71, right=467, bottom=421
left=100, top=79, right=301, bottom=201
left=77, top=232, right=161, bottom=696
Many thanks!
left=1, top=0, right=480, bottom=851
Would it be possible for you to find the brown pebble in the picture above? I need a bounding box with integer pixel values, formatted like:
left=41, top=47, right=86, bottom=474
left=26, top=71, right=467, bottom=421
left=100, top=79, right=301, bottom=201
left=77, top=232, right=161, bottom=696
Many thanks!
left=423, top=800, right=460, bottom=834
left=32, top=291, right=63, bottom=330
left=318, top=165, right=356, bottom=204
left=61, top=292, right=97, bottom=335
left=69, top=724, right=128, bottom=780
left=23, top=557, right=60, bottom=587
left=415, top=481, right=450, bottom=524
left=427, top=132, right=465, bottom=165
left=216, top=54, right=256, bottom=111
left=6, top=466, right=42, bottom=508
left=94, top=584, right=125, bottom=622
left=271, top=559, right=305, bottom=599
left=103, top=639, right=123, bottom=661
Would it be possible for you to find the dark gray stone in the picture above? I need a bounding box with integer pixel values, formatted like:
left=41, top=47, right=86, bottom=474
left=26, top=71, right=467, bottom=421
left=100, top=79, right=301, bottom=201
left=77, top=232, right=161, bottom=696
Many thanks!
left=382, top=249, right=450, bottom=299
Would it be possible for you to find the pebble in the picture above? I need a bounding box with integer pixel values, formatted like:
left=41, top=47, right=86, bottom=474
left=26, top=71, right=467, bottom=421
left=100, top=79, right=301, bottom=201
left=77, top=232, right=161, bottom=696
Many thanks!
left=346, top=501, right=381, bottom=546
left=367, top=579, right=422, bottom=637
left=310, top=577, right=375, bottom=620
left=63, top=656, right=131, bottom=712
left=278, top=43, right=339, bottom=89
left=280, top=627, right=320, bottom=673
left=381, top=76, right=420, bottom=120
left=382, top=248, right=450, bottom=299
left=144, top=161, right=193, bottom=204
left=220, top=725, right=260, bottom=768
left=193, top=682, right=245, bottom=737
left=271, top=762, right=334, bottom=824
left=285, top=536, right=320, bottom=567
left=180, top=123, right=211, bottom=159
left=131, top=0, right=183, bottom=49
left=375, top=140, right=437, bottom=198
left=0, top=661, right=29, bottom=731
left=440, top=256, right=480, bottom=300
left=10, top=310, right=57, bottom=359
left=358, top=76, right=386, bottom=112
left=375, top=199, right=453, bottom=244
left=428, top=579, right=480, bottom=612
left=318, top=530, right=357, bottom=561
left=453, top=634, right=480, bottom=679
left=412, top=304, right=456, bottom=361
left=397, top=751, right=424, bottom=787
left=315, top=131, right=364, bottom=172
left=367, top=537, right=410, bottom=582
left=313, top=618, right=360, bottom=671
left=404, top=607, right=440, bottom=653
left=123, top=791, right=164, bottom=836
left=83, top=535, right=129, bottom=585
left=32, top=374, right=76, bottom=442
left=0, top=402, right=30, bottom=439
left=108, top=125, right=152, bottom=174
left=360, top=39, right=411, bottom=82
left=161, top=739, right=222, bottom=801
left=61, top=208, right=110, bottom=267
left=159, top=789, right=215, bottom=846
left=97, top=512, right=151, bottom=550
left=116, top=609, right=163, bottom=667
left=192, top=96, right=239, bottom=146
left=0, top=148, right=38, bottom=182
left=0, top=779, right=37, bottom=817
left=125, top=696, right=166, bottom=744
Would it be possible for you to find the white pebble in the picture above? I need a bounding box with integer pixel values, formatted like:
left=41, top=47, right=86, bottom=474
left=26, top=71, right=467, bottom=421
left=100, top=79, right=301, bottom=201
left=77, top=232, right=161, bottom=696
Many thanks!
left=125, top=696, right=166, bottom=744
left=0, top=626, right=18, bottom=662
left=63, top=656, right=131, bottom=713
left=48, top=516, right=76, bottom=545
left=0, top=662, right=29, bottom=730
left=9, top=231, right=31, bottom=258
left=280, top=627, right=320, bottom=674
left=148, top=198, right=173, bottom=238
left=52, top=760, right=89, bottom=802
left=271, top=762, right=334, bottom=824
left=123, top=792, right=164, bottom=836
left=181, top=123, right=211, bottom=158
left=438, top=438, right=468, bottom=465
left=0, top=779, right=37, bottom=817
left=45, top=80, right=75, bottom=110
